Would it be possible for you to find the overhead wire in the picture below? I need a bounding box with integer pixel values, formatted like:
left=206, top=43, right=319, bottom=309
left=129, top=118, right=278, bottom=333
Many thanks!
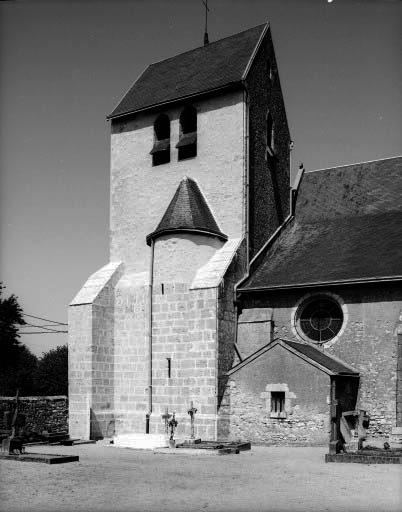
left=20, top=322, right=67, bottom=334
left=22, top=313, right=67, bottom=326
left=21, top=331, right=67, bottom=334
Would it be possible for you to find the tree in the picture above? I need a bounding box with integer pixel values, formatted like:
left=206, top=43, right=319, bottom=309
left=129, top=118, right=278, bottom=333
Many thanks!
left=0, top=283, right=38, bottom=395
left=34, top=345, right=68, bottom=396
left=0, top=345, right=38, bottom=396
left=0, top=282, right=26, bottom=369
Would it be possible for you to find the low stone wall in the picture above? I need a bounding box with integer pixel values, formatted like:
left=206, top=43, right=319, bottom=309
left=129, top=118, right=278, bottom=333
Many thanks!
left=0, top=396, right=68, bottom=433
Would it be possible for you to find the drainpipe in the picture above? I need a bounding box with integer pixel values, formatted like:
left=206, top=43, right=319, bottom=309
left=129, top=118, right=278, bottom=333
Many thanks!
left=243, top=87, right=250, bottom=269
left=147, top=240, right=155, bottom=433
left=232, top=88, right=250, bottom=362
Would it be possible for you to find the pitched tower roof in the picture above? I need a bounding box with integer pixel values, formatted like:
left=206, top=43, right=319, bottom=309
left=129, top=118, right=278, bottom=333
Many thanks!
left=108, top=23, right=268, bottom=119
left=146, top=177, right=227, bottom=246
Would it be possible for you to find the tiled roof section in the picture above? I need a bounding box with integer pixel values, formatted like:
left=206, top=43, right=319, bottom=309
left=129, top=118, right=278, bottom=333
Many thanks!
left=296, top=157, right=402, bottom=221
left=240, top=157, right=402, bottom=290
left=146, top=177, right=227, bottom=245
left=108, top=24, right=267, bottom=118
left=227, top=337, right=358, bottom=376
left=282, top=339, right=358, bottom=375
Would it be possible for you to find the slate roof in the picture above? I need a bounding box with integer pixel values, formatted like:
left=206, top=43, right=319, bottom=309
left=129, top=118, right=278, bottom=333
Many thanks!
left=227, top=338, right=358, bottom=377
left=240, top=156, right=402, bottom=291
left=146, top=177, right=227, bottom=245
left=282, top=339, right=358, bottom=375
left=108, top=23, right=267, bottom=119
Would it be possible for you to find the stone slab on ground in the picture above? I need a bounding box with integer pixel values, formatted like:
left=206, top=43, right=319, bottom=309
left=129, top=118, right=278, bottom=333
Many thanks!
left=0, top=452, right=79, bottom=464
left=61, top=439, right=96, bottom=446
left=176, top=440, right=251, bottom=452
left=325, top=452, right=402, bottom=464
left=154, top=447, right=239, bottom=455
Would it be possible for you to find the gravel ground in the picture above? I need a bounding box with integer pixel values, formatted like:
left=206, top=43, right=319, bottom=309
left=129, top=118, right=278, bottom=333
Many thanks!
left=0, top=443, right=401, bottom=512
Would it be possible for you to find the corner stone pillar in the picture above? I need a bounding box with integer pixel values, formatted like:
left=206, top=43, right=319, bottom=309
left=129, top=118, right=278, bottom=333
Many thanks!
left=68, top=261, right=123, bottom=440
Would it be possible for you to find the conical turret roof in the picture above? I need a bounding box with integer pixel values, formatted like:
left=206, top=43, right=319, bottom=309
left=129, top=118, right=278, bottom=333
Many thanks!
left=146, top=177, right=227, bottom=245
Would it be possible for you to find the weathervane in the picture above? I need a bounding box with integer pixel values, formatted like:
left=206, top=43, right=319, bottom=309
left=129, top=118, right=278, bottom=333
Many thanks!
left=202, top=0, right=210, bottom=45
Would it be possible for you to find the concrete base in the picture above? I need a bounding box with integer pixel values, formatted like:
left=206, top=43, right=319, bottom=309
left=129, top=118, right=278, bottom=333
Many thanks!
left=113, top=433, right=168, bottom=450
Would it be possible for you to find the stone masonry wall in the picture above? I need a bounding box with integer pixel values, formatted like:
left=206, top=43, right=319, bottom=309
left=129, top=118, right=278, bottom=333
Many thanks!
left=0, top=396, right=68, bottom=434
left=246, top=26, right=291, bottom=258
left=68, top=304, right=92, bottom=439
left=113, top=274, right=149, bottom=436
left=150, top=284, right=218, bottom=440
left=220, top=345, right=330, bottom=446
left=216, top=241, right=247, bottom=437
left=69, top=262, right=123, bottom=440
left=89, top=278, right=118, bottom=439
left=241, top=282, right=402, bottom=439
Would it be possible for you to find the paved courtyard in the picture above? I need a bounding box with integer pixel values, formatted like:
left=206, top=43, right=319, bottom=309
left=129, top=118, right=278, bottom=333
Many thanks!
left=1, top=443, right=401, bottom=512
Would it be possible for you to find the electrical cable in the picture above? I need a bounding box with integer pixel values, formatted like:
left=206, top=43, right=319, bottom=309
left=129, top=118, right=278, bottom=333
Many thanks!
left=22, top=313, right=67, bottom=326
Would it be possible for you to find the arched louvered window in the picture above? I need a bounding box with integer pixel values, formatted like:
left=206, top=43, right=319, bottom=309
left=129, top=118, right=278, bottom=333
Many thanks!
left=177, top=106, right=197, bottom=160
left=151, top=113, right=170, bottom=166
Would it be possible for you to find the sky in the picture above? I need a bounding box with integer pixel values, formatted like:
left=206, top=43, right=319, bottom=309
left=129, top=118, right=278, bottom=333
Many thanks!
left=0, top=0, right=401, bottom=356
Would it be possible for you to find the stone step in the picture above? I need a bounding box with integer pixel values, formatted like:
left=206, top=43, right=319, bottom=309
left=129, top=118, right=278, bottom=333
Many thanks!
left=113, top=433, right=167, bottom=450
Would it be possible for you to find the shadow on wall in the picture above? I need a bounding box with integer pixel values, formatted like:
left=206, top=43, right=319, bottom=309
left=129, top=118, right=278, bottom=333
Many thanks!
left=90, top=409, right=116, bottom=440
left=90, top=409, right=103, bottom=440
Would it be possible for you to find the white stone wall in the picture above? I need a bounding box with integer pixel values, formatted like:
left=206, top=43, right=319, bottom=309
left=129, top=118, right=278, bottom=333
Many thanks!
left=110, top=90, right=245, bottom=273
left=153, top=234, right=224, bottom=285
left=113, top=272, right=150, bottom=435
left=69, top=90, right=248, bottom=440
left=68, top=262, right=123, bottom=439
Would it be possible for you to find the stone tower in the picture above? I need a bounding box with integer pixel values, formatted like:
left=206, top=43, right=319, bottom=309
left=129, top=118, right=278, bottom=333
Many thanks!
left=68, top=22, right=291, bottom=441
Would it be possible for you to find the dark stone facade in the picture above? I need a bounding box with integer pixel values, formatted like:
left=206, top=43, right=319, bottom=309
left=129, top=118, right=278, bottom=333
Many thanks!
left=246, top=27, right=291, bottom=259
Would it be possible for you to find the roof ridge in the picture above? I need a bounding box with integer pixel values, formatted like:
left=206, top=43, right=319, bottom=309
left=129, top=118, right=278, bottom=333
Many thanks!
left=306, top=155, right=402, bottom=174
left=147, top=23, right=268, bottom=68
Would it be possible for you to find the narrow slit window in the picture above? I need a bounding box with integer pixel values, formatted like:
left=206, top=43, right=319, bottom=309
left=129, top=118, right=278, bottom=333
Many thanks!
left=167, top=358, right=171, bottom=378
